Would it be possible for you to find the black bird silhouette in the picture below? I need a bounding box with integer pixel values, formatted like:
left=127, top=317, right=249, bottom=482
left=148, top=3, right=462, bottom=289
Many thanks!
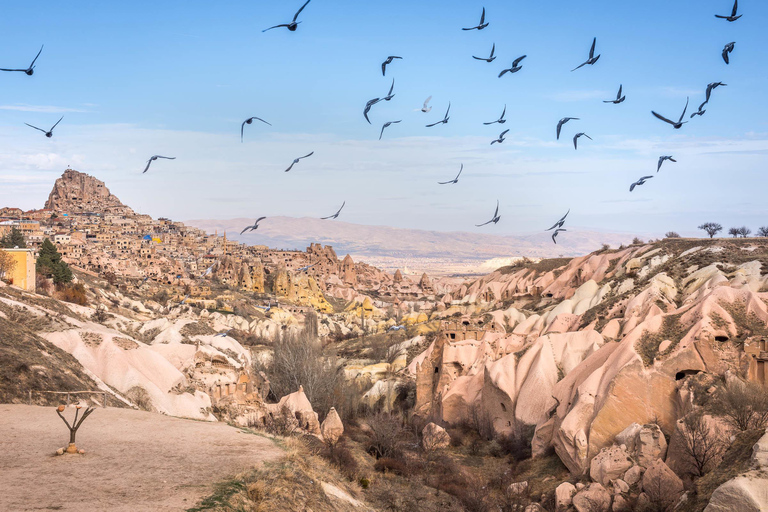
left=463, top=7, right=489, bottom=30
left=379, top=120, right=401, bottom=140
left=652, top=97, right=689, bottom=129
left=438, top=164, right=463, bottom=185
left=363, top=98, right=381, bottom=124
left=25, top=116, right=63, bottom=138
left=630, top=176, right=654, bottom=192
left=142, top=155, right=175, bottom=174
left=383, top=79, right=396, bottom=101
left=426, top=102, right=450, bottom=127
left=491, top=129, right=509, bottom=145
left=552, top=228, right=566, bottom=244
left=571, top=38, right=600, bottom=71
left=284, top=152, right=314, bottom=172
left=240, top=116, right=271, bottom=142
left=573, top=133, right=592, bottom=150
left=476, top=200, right=500, bottom=227
left=715, top=0, right=742, bottom=21
left=657, top=156, right=677, bottom=172
left=263, top=0, right=311, bottom=32
left=321, top=202, right=345, bottom=220
left=603, top=85, right=626, bottom=104
left=690, top=101, right=707, bottom=118
left=499, top=55, right=526, bottom=77
left=722, top=42, right=735, bottom=64
left=240, top=217, right=266, bottom=235
left=0, top=45, right=43, bottom=76
left=556, top=117, right=579, bottom=140
left=546, top=210, right=570, bottom=231
left=381, top=56, right=402, bottom=76
left=473, top=43, right=496, bottom=62
left=484, top=105, right=507, bottom=125
left=705, top=82, right=727, bottom=103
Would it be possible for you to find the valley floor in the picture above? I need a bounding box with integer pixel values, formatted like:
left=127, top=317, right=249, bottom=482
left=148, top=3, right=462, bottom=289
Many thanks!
left=0, top=405, right=282, bottom=512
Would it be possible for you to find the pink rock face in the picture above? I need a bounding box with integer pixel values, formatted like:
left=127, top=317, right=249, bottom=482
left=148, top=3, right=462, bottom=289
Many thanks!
left=641, top=460, right=683, bottom=503
left=320, top=407, right=344, bottom=445
left=589, top=445, right=634, bottom=487
left=45, top=169, right=128, bottom=214
left=421, top=422, right=451, bottom=451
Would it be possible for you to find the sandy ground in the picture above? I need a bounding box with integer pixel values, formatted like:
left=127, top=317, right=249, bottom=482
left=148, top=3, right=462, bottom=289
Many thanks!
left=0, top=404, right=283, bottom=512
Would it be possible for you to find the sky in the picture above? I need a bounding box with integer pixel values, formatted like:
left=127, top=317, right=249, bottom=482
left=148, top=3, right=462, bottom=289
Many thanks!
left=0, top=0, right=766, bottom=238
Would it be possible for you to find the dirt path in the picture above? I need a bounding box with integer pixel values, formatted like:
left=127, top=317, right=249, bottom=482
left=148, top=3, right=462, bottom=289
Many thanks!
left=0, top=404, right=283, bottom=511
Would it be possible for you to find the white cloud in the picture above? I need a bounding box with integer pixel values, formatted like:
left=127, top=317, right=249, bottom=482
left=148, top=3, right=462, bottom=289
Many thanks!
left=0, top=104, right=90, bottom=113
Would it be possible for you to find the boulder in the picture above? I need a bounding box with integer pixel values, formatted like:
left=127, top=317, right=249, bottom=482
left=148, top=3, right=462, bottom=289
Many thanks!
left=508, top=481, right=529, bottom=496
left=704, top=476, right=768, bottom=512
left=636, top=424, right=667, bottom=467
left=573, top=483, right=612, bottom=512
left=320, top=407, right=344, bottom=445
left=590, top=445, right=634, bottom=487
left=555, top=482, right=576, bottom=512
left=612, top=479, right=629, bottom=494
left=641, top=460, right=683, bottom=504
left=615, top=423, right=642, bottom=453
left=622, top=465, right=644, bottom=487
left=421, top=422, right=451, bottom=451
left=611, top=494, right=631, bottom=512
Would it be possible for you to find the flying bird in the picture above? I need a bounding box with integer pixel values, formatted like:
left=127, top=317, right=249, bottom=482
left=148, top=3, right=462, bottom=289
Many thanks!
left=476, top=200, right=501, bottom=227
left=657, top=156, right=677, bottom=172
left=383, top=79, right=396, bottom=101
left=263, top=0, right=312, bottom=32
left=240, top=217, right=266, bottom=235
left=630, top=176, right=654, bottom=192
left=24, top=116, right=63, bottom=138
left=201, top=262, right=218, bottom=278
left=552, top=228, right=566, bottom=244
left=438, top=164, right=463, bottom=185
left=715, top=0, right=742, bottom=21
left=462, top=7, right=489, bottom=30
left=418, top=96, right=433, bottom=113
left=180, top=294, right=190, bottom=305
left=0, top=45, right=43, bottom=76
left=499, top=55, right=526, bottom=77
left=473, top=43, right=496, bottom=63
left=603, top=85, right=626, bottom=104
left=142, top=155, right=175, bottom=174
left=705, top=82, right=727, bottom=103
left=379, top=120, right=401, bottom=140
left=690, top=101, right=707, bottom=118
left=546, top=210, right=570, bottom=231
left=388, top=325, right=405, bottom=332
left=491, top=129, right=509, bottom=145
left=214, top=329, right=232, bottom=338
left=240, top=116, right=271, bottom=142
left=722, top=42, right=735, bottom=64
left=652, top=97, right=689, bottom=129
left=363, top=98, right=381, bottom=124
left=556, top=117, right=579, bottom=140
left=321, top=201, right=345, bottom=220
left=573, top=133, right=592, bottom=150
left=484, top=105, right=507, bottom=125
left=571, top=38, right=600, bottom=71
left=381, top=56, right=402, bottom=76
left=284, top=152, right=314, bottom=172
left=426, top=102, right=450, bottom=127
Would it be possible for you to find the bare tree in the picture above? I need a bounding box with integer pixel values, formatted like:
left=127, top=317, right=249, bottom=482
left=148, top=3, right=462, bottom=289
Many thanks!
left=664, top=232, right=681, bottom=239
left=710, top=380, right=768, bottom=431
left=0, top=249, right=16, bottom=282
left=643, top=471, right=682, bottom=512
left=367, top=412, right=407, bottom=458
left=698, top=222, right=723, bottom=238
left=728, top=227, right=740, bottom=238
left=757, top=226, right=768, bottom=237
left=632, top=237, right=644, bottom=245
left=678, top=410, right=726, bottom=477
left=738, top=226, right=752, bottom=238
left=56, top=405, right=95, bottom=453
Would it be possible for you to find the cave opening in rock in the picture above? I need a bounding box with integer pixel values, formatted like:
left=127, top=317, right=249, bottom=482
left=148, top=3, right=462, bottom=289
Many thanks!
left=676, top=369, right=702, bottom=380
left=714, top=335, right=729, bottom=342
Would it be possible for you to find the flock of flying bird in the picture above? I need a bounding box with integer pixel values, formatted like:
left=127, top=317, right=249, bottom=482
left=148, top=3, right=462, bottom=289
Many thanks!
left=5, top=0, right=745, bottom=245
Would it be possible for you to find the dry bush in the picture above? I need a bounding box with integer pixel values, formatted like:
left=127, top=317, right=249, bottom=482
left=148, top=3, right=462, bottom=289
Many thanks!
left=58, top=282, right=88, bottom=306
left=0, top=250, right=16, bottom=282
left=126, top=385, right=155, bottom=412
left=642, top=469, right=683, bottom=512
left=492, top=422, right=536, bottom=461
left=678, top=410, right=726, bottom=477
left=709, top=379, right=768, bottom=431
left=322, top=437, right=359, bottom=480
left=366, top=412, right=408, bottom=459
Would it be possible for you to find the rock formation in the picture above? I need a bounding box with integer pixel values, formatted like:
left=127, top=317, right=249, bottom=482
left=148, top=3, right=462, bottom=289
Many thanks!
left=45, top=169, right=130, bottom=214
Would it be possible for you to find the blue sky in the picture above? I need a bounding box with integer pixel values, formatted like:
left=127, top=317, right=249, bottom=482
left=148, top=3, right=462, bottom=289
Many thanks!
left=0, top=0, right=766, bottom=238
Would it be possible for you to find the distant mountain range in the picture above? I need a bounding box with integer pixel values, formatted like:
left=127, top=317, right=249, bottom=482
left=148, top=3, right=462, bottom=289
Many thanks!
left=186, top=217, right=640, bottom=273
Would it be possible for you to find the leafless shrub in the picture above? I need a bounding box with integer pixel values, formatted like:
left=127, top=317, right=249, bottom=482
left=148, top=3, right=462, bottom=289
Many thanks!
left=126, top=386, right=155, bottom=412
left=709, top=379, right=768, bottom=431
left=367, top=412, right=408, bottom=459
left=678, top=409, right=726, bottom=477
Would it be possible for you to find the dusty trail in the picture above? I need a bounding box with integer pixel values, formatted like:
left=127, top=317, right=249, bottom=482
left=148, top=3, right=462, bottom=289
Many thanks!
left=0, top=404, right=282, bottom=512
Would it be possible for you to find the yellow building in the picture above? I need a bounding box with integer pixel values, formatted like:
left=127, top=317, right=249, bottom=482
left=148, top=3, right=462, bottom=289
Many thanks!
left=1, top=248, right=36, bottom=292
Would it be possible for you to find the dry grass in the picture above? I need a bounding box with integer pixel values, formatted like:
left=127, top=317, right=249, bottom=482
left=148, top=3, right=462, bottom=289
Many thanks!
left=635, top=313, right=685, bottom=367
